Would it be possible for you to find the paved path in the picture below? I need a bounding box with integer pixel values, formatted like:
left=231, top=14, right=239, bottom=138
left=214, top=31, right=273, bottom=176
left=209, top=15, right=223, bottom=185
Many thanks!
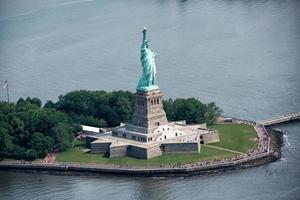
left=204, top=144, right=243, bottom=154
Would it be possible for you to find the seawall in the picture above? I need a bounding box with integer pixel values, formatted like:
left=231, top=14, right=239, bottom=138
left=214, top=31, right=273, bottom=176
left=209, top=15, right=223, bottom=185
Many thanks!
left=0, top=151, right=278, bottom=177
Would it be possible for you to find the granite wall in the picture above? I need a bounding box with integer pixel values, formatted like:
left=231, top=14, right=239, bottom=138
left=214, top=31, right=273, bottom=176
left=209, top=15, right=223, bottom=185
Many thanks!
left=146, top=145, right=163, bottom=159
left=86, top=136, right=99, bottom=148
left=90, top=142, right=111, bottom=154
left=109, top=145, right=128, bottom=158
left=127, top=146, right=148, bottom=159
left=201, top=131, right=220, bottom=144
left=161, top=142, right=200, bottom=154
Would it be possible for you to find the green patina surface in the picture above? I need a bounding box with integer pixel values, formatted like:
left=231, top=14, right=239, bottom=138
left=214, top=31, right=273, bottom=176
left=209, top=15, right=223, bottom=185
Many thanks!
left=137, top=28, right=159, bottom=92
left=56, top=124, right=257, bottom=166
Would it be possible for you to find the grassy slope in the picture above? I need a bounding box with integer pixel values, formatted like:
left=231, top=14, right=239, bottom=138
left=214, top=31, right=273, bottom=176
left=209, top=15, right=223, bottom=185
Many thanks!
left=56, top=124, right=257, bottom=166
left=208, top=124, right=258, bottom=152
left=56, top=144, right=236, bottom=166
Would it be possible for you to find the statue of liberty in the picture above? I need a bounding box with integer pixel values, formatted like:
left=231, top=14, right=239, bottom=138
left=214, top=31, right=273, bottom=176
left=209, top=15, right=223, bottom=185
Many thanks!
left=137, top=28, right=159, bottom=92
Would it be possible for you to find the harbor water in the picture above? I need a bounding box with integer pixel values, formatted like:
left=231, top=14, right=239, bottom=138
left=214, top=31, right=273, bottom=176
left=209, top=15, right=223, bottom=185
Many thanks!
left=0, top=0, right=299, bottom=199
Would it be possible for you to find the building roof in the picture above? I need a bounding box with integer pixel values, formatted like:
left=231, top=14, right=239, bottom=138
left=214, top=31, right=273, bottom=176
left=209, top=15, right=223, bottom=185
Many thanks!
left=92, top=135, right=160, bottom=149
left=82, top=125, right=100, bottom=133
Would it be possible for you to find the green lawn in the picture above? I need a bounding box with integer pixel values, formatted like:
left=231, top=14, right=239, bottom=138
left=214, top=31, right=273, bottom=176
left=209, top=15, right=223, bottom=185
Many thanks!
left=56, top=124, right=257, bottom=166
left=56, top=143, right=237, bottom=166
left=208, top=124, right=258, bottom=153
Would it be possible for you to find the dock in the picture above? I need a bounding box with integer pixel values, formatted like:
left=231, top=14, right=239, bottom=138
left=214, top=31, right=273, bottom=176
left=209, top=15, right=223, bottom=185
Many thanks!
left=257, top=112, right=300, bottom=126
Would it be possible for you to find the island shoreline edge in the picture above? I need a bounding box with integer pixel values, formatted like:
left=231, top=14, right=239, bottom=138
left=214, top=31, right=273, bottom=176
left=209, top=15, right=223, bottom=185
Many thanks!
left=0, top=127, right=283, bottom=177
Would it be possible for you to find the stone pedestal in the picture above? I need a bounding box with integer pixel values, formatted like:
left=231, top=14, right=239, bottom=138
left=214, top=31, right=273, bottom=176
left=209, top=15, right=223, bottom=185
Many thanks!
left=127, top=89, right=168, bottom=134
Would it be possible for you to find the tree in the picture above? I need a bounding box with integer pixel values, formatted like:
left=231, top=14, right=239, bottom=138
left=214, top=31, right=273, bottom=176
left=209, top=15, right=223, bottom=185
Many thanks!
left=12, top=145, right=27, bottom=160
left=0, top=100, right=77, bottom=160
left=163, top=98, right=175, bottom=120
left=26, top=97, right=42, bottom=108
left=51, top=123, right=73, bottom=151
left=205, top=102, right=222, bottom=125
left=56, top=90, right=134, bottom=127
left=44, top=101, right=56, bottom=109
left=24, top=149, right=38, bottom=161
left=163, top=98, right=221, bottom=124
left=116, top=96, right=133, bottom=123
left=69, top=113, right=107, bottom=127
left=17, top=97, right=25, bottom=104
left=17, top=97, right=42, bottom=108
left=30, top=132, right=53, bottom=158
left=0, top=126, right=13, bottom=160
left=15, top=100, right=40, bottom=112
left=0, top=102, right=15, bottom=122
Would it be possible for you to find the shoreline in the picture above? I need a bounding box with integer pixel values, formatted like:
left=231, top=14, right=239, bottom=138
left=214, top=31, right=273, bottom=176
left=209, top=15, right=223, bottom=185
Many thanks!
left=0, top=123, right=283, bottom=177
left=0, top=151, right=278, bottom=177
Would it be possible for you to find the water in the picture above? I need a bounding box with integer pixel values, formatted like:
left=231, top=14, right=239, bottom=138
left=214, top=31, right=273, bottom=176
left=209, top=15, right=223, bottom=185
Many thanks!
left=0, top=0, right=299, bottom=199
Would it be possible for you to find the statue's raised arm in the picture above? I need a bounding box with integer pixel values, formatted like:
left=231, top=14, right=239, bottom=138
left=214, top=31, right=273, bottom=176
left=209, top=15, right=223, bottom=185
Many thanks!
left=142, top=28, right=146, bottom=42
left=141, top=27, right=147, bottom=49
left=137, top=28, right=159, bottom=92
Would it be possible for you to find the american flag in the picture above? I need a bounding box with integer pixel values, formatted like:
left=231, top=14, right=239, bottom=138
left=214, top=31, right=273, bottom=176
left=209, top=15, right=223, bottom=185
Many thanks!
left=3, top=80, right=7, bottom=89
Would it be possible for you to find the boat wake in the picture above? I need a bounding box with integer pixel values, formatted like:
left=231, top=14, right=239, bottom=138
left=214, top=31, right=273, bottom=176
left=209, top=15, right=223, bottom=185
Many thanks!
left=282, top=134, right=290, bottom=149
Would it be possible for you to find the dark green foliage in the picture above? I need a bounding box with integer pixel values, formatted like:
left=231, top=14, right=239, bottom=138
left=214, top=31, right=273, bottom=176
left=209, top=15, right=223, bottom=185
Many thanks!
left=44, top=100, right=56, bottom=109
left=69, top=113, right=107, bottom=127
left=30, top=132, right=53, bottom=158
left=11, top=145, right=27, bottom=160
left=0, top=100, right=76, bottom=161
left=0, top=125, right=13, bottom=160
left=56, top=90, right=134, bottom=127
left=51, top=123, right=73, bottom=151
left=24, top=149, right=38, bottom=160
left=17, top=97, right=42, bottom=108
left=163, top=98, right=222, bottom=124
left=205, top=102, right=222, bottom=125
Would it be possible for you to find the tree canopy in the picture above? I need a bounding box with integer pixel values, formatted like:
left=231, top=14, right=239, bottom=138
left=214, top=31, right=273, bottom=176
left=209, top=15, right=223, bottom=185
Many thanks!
left=163, top=98, right=222, bottom=125
left=0, top=98, right=79, bottom=160
left=55, top=90, right=134, bottom=127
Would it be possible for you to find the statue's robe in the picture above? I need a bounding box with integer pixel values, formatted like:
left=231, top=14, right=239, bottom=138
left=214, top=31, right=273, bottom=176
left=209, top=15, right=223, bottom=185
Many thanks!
left=137, top=44, right=157, bottom=90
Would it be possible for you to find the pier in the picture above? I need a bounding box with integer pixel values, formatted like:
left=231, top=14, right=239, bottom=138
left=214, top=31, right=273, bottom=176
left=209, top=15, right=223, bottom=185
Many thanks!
left=257, top=112, right=300, bottom=126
